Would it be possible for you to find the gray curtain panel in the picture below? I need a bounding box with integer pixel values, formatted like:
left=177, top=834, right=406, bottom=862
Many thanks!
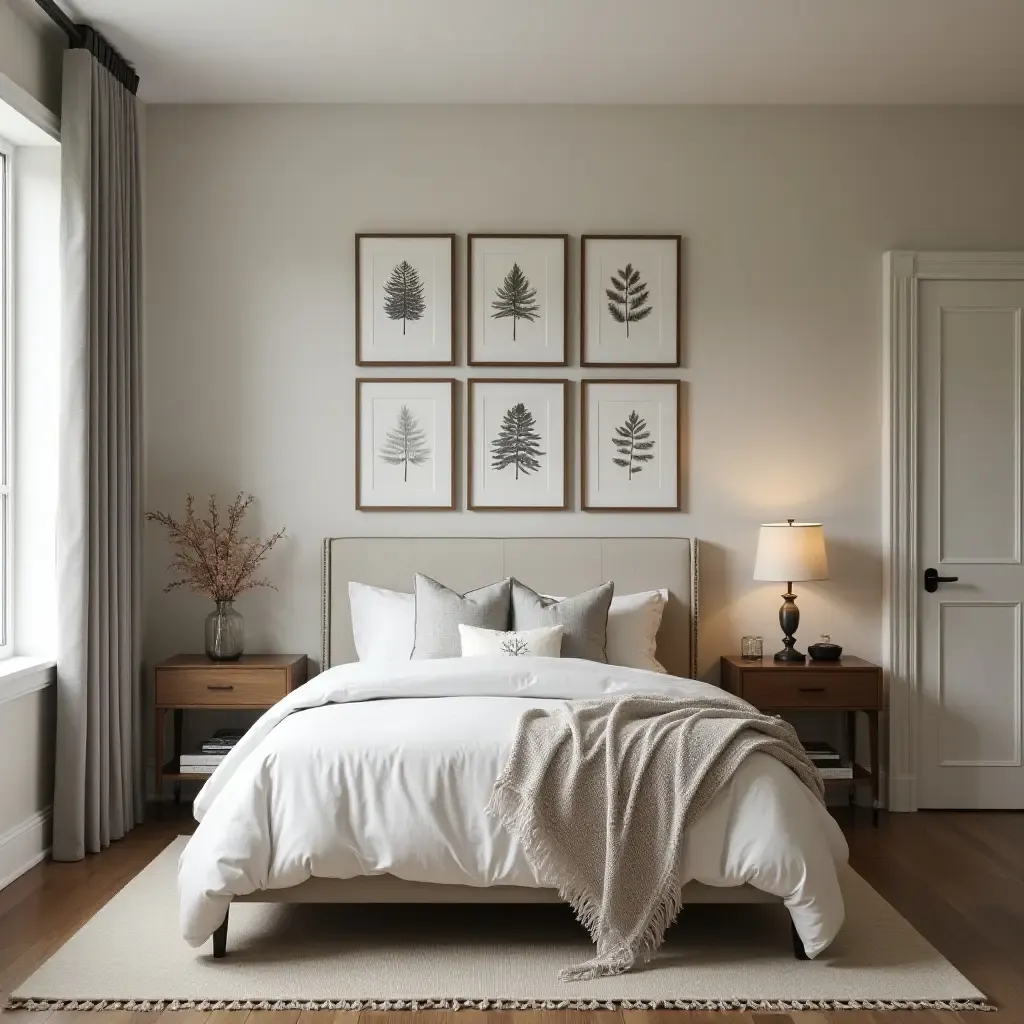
left=52, top=49, right=144, bottom=861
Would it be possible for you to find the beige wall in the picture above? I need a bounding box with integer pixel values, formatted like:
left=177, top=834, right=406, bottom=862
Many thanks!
left=143, top=104, right=1024, bottom=683
left=0, top=0, right=64, bottom=116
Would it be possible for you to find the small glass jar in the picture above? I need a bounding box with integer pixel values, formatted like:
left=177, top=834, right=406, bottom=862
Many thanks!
left=741, top=635, right=764, bottom=660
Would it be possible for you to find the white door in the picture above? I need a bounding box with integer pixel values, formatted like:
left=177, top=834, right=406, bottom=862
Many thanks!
left=918, top=280, right=1024, bottom=808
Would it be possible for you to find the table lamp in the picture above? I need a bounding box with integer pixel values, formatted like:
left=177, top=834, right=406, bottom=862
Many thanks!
left=753, top=519, right=829, bottom=663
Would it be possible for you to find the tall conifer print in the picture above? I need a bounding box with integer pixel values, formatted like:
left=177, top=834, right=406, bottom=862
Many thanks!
left=382, top=260, right=426, bottom=335
left=611, top=410, right=655, bottom=480
left=491, top=403, right=545, bottom=480
left=377, top=405, right=431, bottom=482
left=606, top=264, right=652, bottom=338
left=491, top=262, right=541, bottom=341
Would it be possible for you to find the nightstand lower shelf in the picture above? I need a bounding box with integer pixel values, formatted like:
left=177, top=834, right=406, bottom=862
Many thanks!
left=161, top=758, right=214, bottom=782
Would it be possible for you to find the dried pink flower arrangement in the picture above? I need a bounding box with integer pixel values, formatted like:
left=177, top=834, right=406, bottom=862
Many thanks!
left=146, top=493, right=286, bottom=602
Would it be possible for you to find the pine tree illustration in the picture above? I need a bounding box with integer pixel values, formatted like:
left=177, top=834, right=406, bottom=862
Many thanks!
left=606, top=263, right=653, bottom=338
left=500, top=634, right=530, bottom=656
left=490, top=403, right=545, bottom=480
left=491, top=262, right=541, bottom=341
left=611, top=410, right=655, bottom=481
left=377, top=405, right=431, bottom=482
left=382, top=261, right=426, bottom=335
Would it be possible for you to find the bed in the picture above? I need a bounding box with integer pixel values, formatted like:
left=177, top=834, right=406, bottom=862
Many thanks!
left=179, top=537, right=848, bottom=965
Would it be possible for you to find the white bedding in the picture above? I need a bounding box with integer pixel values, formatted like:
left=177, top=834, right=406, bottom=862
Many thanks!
left=180, top=657, right=849, bottom=956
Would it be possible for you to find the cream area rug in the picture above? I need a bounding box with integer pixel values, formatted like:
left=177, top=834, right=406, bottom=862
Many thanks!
left=11, top=837, right=990, bottom=1013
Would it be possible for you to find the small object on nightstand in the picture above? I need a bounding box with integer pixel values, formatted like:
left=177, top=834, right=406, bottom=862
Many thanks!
left=720, top=654, right=882, bottom=825
left=741, top=635, right=763, bottom=660
left=808, top=634, right=843, bottom=661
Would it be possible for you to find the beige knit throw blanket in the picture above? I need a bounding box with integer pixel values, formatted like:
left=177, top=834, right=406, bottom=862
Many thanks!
left=486, top=693, right=825, bottom=981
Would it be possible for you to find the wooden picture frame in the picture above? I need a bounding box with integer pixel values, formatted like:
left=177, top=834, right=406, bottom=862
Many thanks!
left=581, top=234, right=681, bottom=367
left=468, top=234, right=569, bottom=366
left=468, top=378, right=570, bottom=511
left=581, top=378, right=682, bottom=512
left=356, top=378, right=456, bottom=510
left=355, top=233, right=456, bottom=366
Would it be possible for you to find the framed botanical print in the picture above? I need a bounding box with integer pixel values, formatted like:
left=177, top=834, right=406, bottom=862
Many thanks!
left=355, top=234, right=455, bottom=365
left=468, top=378, right=569, bottom=511
left=581, top=379, right=681, bottom=511
left=468, top=234, right=568, bottom=366
left=356, top=379, right=455, bottom=510
left=581, top=235, right=681, bottom=367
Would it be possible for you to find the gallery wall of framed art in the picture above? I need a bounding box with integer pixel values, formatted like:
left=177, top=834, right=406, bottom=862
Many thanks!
left=352, top=232, right=686, bottom=513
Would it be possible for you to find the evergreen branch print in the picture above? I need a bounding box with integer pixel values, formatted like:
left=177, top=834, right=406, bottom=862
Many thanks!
left=382, top=260, right=426, bottom=335
left=490, top=402, right=545, bottom=480
left=378, top=405, right=431, bottom=482
left=500, top=634, right=530, bottom=656
left=491, top=262, right=541, bottom=341
left=606, top=262, right=653, bottom=338
left=611, top=410, right=655, bottom=481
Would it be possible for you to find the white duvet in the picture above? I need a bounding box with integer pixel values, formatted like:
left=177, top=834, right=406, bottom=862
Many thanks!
left=180, top=657, right=849, bottom=956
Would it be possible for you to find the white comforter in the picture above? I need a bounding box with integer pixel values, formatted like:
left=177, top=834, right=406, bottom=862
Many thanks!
left=180, top=657, right=849, bottom=956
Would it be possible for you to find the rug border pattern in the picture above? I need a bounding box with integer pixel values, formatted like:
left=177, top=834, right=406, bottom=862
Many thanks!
left=6, top=995, right=997, bottom=1012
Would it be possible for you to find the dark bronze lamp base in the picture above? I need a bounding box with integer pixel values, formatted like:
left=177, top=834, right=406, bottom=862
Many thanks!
left=774, top=587, right=806, bottom=663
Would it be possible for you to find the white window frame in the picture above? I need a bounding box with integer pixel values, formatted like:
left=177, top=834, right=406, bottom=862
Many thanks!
left=0, top=134, right=13, bottom=659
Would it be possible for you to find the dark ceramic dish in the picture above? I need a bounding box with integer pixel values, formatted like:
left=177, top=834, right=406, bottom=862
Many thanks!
left=808, top=642, right=843, bottom=661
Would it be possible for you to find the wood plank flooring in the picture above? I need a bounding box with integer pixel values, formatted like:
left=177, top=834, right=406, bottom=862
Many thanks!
left=0, top=806, right=1021, bottom=1022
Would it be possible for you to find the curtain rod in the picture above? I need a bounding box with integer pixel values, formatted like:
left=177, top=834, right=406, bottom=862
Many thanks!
left=33, top=0, right=140, bottom=95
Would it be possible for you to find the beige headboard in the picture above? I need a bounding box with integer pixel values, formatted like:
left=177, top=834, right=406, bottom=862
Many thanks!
left=321, top=537, right=699, bottom=679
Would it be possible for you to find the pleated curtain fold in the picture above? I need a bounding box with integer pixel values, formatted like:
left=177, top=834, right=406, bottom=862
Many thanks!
left=52, top=48, right=144, bottom=861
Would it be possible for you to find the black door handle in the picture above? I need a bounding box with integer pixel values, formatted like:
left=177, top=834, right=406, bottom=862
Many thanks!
left=924, top=567, right=959, bottom=593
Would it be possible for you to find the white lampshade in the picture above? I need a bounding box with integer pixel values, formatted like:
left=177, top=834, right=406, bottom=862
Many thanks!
left=753, top=522, right=829, bottom=583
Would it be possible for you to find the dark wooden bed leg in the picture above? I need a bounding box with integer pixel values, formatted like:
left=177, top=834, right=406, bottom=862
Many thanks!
left=791, top=918, right=808, bottom=960
left=212, top=908, right=229, bottom=959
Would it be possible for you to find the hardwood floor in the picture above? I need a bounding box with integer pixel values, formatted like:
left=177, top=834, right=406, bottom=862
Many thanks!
left=0, top=806, right=1021, bottom=1022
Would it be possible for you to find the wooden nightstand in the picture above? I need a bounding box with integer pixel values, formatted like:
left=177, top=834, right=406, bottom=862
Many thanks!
left=720, top=654, right=883, bottom=825
left=154, top=654, right=307, bottom=802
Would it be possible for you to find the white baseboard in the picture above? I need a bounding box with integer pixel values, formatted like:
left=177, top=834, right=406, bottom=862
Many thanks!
left=0, top=806, right=51, bottom=891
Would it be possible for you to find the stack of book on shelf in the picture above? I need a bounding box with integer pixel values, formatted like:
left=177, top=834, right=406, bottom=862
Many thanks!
left=179, top=728, right=246, bottom=775
left=804, top=741, right=853, bottom=780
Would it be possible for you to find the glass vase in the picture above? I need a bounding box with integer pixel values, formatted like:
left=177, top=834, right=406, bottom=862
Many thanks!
left=205, top=600, right=244, bottom=661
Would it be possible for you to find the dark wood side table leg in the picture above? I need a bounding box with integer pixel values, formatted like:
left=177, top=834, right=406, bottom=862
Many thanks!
left=846, top=710, right=857, bottom=810
left=867, top=709, right=880, bottom=826
left=155, top=707, right=166, bottom=807
left=173, top=709, right=184, bottom=805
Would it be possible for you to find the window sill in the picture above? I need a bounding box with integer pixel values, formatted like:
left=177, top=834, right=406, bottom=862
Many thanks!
left=0, top=656, right=56, bottom=706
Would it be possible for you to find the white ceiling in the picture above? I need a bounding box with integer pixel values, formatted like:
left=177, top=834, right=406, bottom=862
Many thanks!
left=66, top=0, right=1024, bottom=105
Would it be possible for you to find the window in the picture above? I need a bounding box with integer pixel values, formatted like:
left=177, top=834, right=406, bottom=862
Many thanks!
left=0, top=135, right=11, bottom=658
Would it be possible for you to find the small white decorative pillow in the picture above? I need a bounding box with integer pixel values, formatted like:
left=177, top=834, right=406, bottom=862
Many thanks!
left=458, top=624, right=564, bottom=659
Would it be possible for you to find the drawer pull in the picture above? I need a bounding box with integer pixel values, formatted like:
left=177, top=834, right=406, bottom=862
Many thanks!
left=798, top=686, right=825, bottom=693
left=206, top=684, right=234, bottom=691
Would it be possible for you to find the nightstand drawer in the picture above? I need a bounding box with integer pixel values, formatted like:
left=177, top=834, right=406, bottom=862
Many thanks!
left=155, top=668, right=290, bottom=706
left=742, top=672, right=880, bottom=709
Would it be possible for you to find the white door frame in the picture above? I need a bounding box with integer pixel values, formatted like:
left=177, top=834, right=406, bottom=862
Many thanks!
left=883, top=251, right=1024, bottom=811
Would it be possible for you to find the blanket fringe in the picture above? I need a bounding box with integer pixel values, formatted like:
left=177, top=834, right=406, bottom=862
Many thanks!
left=4, top=995, right=997, bottom=1012
left=486, top=782, right=686, bottom=980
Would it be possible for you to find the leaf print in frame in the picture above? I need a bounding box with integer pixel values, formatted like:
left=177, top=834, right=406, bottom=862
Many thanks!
left=491, top=402, right=545, bottom=480
left=382, top=260, right=426, bottom=335
left=491, top=262, right=541, bottom=341
left=606, top=263, right=652, bottom=338
left=611, top=410, right=656, bottom=480
left=377, top=404, right=431, bottom=482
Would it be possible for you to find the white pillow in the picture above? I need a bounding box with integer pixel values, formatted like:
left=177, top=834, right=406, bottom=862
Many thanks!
left=459, top=624, right=564, bottom=659
left=606, top=589, right=669, bottom=673
left=348, top=581, right=415, bottom=663
left=544, top=588, right=668, bottom=672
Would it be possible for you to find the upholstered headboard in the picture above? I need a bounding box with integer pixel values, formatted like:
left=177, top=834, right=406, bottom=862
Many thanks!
left=321, top=537, right=700, bottom=679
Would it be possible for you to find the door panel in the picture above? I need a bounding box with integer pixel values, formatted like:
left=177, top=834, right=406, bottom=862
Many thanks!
left=919, top=280, right=1024, bottom=808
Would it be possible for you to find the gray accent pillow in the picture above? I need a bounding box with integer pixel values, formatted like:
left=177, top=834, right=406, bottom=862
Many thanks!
left=510, top=579, right=614, bottom=663
left=411, top=575, right=512, bottom=659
